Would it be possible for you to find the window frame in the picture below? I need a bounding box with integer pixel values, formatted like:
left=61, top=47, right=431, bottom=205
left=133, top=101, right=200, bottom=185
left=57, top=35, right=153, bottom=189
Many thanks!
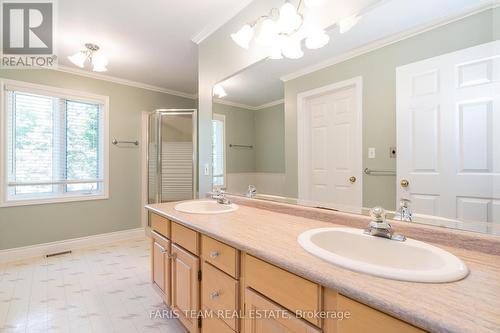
left=212, top=113, right=226, bottom=188
left=0, top=79, right=110, bottom=207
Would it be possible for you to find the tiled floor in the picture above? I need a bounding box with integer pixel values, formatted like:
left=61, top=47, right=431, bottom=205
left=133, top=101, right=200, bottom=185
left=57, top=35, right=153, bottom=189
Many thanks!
left=0, top=238, right=186, bottom=333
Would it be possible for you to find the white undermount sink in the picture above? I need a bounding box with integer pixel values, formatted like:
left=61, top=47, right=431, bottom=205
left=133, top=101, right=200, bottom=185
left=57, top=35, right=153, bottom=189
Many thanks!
left=174, top=200, right=238, bottom=214
left=298, top=227, right=468, bottom=283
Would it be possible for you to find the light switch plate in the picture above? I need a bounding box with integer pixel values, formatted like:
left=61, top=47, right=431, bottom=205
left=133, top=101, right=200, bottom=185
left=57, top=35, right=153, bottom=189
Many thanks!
left=368, top=147, right=376, bottom=159
left=204, top=163, right=210, bottom=176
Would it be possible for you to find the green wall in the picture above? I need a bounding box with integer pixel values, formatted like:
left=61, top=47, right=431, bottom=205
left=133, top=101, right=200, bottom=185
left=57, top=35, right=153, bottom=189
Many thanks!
left=212, top=102, right=285, bottom=174
left=212, top=103, right=256, bottom=173
left=0, top=69, right=195, bottom=250
left=284, top=8, right=499, bottom=210
left=254, top=104, right=285, bottom=173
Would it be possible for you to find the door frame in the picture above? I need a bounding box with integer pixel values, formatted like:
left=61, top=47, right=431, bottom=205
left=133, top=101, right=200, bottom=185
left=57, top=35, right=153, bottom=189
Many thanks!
left=297, top=76, right=363, bottom=205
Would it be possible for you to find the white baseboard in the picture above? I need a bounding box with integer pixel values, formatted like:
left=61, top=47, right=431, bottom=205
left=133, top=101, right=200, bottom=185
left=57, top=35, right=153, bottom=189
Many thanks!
left=0, top=227, right=147, bottom=264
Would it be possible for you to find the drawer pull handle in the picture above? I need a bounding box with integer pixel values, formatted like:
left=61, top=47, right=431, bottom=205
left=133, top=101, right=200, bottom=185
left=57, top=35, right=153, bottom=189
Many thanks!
left=209, top=250, right=220, bottom=258
left=210, top=291, right=221, bottom=299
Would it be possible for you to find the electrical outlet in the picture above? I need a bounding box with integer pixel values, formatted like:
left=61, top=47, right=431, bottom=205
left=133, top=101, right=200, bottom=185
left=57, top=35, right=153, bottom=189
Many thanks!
left=390, top=147, right=397, bottom=158
left=368, top=147, right=376, bottom=159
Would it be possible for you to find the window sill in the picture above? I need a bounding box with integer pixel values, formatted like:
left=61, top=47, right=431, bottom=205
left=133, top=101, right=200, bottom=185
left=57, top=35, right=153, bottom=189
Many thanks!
left=0, top=193, right=109, bottom=208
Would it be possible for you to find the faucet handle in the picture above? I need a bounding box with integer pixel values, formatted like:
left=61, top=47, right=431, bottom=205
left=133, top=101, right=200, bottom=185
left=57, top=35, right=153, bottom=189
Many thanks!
left=399, top=198, right=411, bottom=208
left=370, top=206, right=386, bottom=222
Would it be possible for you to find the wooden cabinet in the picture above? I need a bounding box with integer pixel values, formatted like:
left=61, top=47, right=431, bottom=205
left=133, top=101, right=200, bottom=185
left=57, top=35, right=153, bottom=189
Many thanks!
left=243, top=254, right=322, bottom=327
left=149, top=213, right=426, bottom=333
left=201, top=261, right=239, bottom=331
left=335, top=295, right=426, bottom=333
left=172, top=243, right=200, bottom=333
left=172, top=221, right=200, bottom=255
left=201, top=235, right=239, bottom=279
left=244, top=288, right=321, bottom=333
left=150, top=213, right=170, bottom=238
left=151, top=231, right=171, bottom=306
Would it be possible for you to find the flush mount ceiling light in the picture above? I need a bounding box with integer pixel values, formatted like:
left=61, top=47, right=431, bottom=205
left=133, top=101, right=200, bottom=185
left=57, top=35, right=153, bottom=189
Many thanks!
left=213, top=84, right=227, bottom=98
left=231, top=1, right=362, bottom=60
left=68, top=43, right=109, bottom=72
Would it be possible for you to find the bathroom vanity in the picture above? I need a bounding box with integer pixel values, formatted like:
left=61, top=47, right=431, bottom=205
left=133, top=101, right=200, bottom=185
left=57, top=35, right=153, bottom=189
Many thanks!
left=145, top=198, right=500, bottom=333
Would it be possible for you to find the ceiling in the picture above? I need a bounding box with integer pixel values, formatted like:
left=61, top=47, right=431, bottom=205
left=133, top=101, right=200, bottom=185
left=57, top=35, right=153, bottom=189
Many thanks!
left=218, top=0, right=495, bottom=108
left=57, top=0, right=253, bottom=97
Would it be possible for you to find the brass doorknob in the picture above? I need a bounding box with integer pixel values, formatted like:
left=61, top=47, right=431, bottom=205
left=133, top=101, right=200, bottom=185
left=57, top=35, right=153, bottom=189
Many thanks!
left=400, top=179, right=409, bottom=188
left=349, top=176, right=357, bottom=183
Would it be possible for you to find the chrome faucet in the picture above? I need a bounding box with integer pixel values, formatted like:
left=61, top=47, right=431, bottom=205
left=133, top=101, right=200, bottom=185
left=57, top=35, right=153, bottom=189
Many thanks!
left=364, top=206, right=406, bottom=241
left=212, top=188, right=231, bottom=205
left=398, top=198, right=413, bottom=222
left=246, top=185, right=257, bottom=198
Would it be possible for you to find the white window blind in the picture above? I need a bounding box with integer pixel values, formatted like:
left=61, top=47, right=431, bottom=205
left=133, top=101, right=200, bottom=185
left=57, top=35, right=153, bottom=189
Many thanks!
left=212, top=114, right=225, bottom=187
left=3, top=84, right=108, bottom=205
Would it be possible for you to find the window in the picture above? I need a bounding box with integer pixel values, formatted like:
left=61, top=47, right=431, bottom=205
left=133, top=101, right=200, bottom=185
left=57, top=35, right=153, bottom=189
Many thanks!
left=1, top=80, right=109, bottom=206
left=212, top=113, right=226, bottom=187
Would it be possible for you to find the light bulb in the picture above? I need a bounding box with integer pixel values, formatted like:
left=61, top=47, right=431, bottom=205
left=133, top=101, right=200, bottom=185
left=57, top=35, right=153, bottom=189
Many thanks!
left=213, top=84, right=227, bottom=98
left=339, top=15, right=361, bottom=34
left=277, top=2, right=302, bottom=34
left=305, top=29, right=330, bottom=49
left=304, top=0, right=325, bottom=7
left=257, top=18, right=279, bottom=47
left=91, top=52, right=108, bottom=72
left=68, top=51, right=86, bottom=68
left=282, top=36, right=303, bottom=59
left=231, top=24, right=254, bottom=49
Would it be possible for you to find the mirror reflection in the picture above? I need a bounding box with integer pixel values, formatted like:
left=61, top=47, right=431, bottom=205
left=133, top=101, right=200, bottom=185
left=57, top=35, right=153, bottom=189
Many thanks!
left=212, top=2, right=499, bottom=235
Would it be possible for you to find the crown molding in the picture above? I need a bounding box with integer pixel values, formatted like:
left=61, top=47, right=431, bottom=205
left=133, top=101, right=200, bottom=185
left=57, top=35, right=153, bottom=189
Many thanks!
left=213, top=98, right=256, bottom=110
left=281, top=2, right=497, bottom=82
left=54, top=65, right=198, bottom=100
left=255, top=99, right=284, bottom=110
left=213, top=98, right=284, bottom=110
left=191, top=0, right=255, bottom=44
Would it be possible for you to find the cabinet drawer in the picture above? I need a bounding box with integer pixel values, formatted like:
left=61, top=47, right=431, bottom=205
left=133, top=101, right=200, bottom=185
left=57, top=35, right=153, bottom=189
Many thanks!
left=202, top=262, right=239, bottom=331
left=150, top=213, right=170, bottom=238
left=202, top=316, right=235, bottom=333
left=337, top=295, right=426, bottom=333
left=244, top=288, right=321, bottom=333
left=243, top=255, right=322, bottom=327
left=172, top=222, right=199, bottom=255
left=201, top=235, right=239, bottom=278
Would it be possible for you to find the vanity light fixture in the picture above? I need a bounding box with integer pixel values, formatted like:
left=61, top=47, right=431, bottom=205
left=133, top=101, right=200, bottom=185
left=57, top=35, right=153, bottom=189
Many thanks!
left=68, top=43, right=109, bottom=72
left=231, top=1, right=361, bottom=60
left=213, top=84, right=227, bottom=98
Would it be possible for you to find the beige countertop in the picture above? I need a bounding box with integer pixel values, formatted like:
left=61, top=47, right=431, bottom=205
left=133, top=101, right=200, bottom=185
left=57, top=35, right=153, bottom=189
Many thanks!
left=146, top=199, right=500, bottom=333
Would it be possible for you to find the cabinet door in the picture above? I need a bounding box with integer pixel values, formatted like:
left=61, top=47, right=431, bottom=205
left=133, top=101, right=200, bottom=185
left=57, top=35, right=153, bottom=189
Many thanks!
left=152, top=239, right=166, bottom=292
left=152, top=233, right=171, bottom=306
left=244, top=288, right=321, bottom=333
left=172, top=243, right=200, bottom=333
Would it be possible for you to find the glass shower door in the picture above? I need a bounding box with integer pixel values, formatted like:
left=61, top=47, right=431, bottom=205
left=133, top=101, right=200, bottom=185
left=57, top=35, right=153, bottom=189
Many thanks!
left=148, top=110, right=197, bottom=204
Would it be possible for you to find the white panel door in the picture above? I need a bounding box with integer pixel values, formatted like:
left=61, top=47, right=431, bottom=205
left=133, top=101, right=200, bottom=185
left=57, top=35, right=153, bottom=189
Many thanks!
left=303, top=83, right=362, bottom=208
left=397, top=41, right=500, bottom=230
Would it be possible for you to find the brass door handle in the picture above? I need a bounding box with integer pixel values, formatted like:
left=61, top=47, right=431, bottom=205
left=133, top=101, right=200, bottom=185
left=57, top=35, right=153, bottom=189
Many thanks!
left=349, top=176, right=357, bottom=183
left=400, top=179, right=409, bottom=188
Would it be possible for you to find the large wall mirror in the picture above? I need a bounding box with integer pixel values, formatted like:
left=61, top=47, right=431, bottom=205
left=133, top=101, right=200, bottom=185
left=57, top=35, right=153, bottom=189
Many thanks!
left=211, top=0, right=499, bottom=235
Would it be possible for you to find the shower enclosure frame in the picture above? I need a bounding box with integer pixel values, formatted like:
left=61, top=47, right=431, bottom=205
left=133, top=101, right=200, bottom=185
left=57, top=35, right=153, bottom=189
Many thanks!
left=147, top=109, right=198, bottom=204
